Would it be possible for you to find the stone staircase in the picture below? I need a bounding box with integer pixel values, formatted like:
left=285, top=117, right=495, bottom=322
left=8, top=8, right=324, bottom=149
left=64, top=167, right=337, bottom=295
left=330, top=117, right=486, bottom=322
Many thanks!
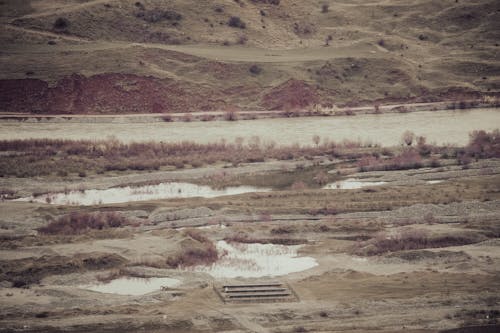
left=214, top=281, right=299, bottom=303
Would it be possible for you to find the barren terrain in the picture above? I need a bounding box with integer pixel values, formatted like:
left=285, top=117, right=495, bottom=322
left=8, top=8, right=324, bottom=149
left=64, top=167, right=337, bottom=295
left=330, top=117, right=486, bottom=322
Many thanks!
left=0, top=0, right=499, bottom=114
left=0, top=1, right=499, bottom=333
left=1, top=129, right=500, bottom=332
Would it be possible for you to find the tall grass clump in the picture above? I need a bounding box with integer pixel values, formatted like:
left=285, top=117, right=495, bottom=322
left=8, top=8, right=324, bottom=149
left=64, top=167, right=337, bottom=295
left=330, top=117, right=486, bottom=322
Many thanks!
left=166, top=230, right=218, bottom=267
left=38, top=211, right=130, bottom=235
left=352, top=228, right=485, bottom=256
left=0, top=138, right=369, bottom=177
left=358, top=148, right=423, bottom=172
left=464, top=130, right=500, bottom=159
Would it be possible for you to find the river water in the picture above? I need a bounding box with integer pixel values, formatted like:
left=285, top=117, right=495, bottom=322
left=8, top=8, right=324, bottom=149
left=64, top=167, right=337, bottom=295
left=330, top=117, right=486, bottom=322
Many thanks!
left=0, top=108, right=498, bottom=146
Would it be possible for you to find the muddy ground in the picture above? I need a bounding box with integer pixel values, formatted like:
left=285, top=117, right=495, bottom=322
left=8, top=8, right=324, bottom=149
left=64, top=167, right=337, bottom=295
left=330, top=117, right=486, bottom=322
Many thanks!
left=0, top=153, right=499, bottom=333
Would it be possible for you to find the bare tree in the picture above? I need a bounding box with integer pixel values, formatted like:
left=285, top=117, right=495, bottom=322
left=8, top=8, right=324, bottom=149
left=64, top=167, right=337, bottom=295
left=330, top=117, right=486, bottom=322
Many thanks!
left=402, top=130, right=415, bottom=146
left=313, top=135, right=321, bottom=147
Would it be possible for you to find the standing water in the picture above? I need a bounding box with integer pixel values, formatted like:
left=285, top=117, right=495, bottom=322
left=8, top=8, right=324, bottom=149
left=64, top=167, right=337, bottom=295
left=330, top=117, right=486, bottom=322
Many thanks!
left=79, top=277, right=180, bottom=296
left=323, top=178, right=387, bottom=189
left=15, top=182, right=270, bottom=205
left=190, top=240, right=318, bottom=278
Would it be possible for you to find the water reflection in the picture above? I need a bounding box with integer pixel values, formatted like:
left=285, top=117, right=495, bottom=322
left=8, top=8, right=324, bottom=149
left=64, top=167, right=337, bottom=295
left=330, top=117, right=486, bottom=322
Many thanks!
left=80, top=277, right=180, bottom=296
left=190, top=240, right=318, bottom=278
left=15, top=182, right=270, bottom=205
left=323, top=178, right=387, bottom=189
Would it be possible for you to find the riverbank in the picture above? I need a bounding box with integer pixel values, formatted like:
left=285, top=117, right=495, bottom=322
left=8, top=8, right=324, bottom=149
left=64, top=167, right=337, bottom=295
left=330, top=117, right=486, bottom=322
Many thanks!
left=0, top=99, right=498, bottom=124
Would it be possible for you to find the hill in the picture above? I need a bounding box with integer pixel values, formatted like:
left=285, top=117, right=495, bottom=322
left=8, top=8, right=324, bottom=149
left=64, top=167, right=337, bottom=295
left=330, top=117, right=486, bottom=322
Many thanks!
left=0, top=0, right=499, bottom=114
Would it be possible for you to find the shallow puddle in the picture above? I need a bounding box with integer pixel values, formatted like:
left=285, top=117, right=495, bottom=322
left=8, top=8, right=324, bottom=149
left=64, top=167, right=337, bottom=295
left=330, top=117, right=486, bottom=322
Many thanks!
left=190, top=240, right=317, bottom=278
left=323, top=178, right=387, bottom=189
left=80, top=277, right=180, bottom=296
left=426, top=180, right=444, bottom=184
left=16, top=182, right=270, bottom=205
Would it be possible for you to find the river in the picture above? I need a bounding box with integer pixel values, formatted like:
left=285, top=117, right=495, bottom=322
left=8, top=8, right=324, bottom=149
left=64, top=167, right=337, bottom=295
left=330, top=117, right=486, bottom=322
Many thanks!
left=0, top=108, right=498, bottom=146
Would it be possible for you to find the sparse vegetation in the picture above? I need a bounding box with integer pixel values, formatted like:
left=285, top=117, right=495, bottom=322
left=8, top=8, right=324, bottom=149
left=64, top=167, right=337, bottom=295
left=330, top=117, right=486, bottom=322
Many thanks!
left=353, top=228, right=485, bottom=256
left=1, top=253, right=126, bottom=287
left=38, top=212, right=131, bottom=235
left=224, top=109, right=239, bottom=121
left=358, top=148, right=423, bottom=172
left=249, top=64, right=262, bottom=75
left=53, top=17, right=69, bottom=30
left=228, top=16, right=246, bottom=29
left=166, top=230, right=218, bottom=267
left=0, top=138, right=368, bottom=177
left=225, top=233, right=306, bottom=245
left=464, top=130, right=500, bottom=159
left=136, top=9, right=182, bottom=23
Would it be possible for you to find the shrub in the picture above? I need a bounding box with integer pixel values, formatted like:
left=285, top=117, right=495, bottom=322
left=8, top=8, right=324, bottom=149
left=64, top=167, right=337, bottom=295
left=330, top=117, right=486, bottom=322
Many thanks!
left=271, top=226, right=295, bottom=234
left=237, top=34, right=248, bottom=44
left=38, top=212, right=130, bottom=235
left=291, top=181, right=308, bottom=190
left=53, top=17, right=69, bottom=30
left=0, top=138, right=376, bottom=177
left=249, top=64, right=262, bottom=75
left=224, top=110, right=238, bottom=121
left=358, top=149, right=422, bottom=172
left=401, top=130, right=415, bottom=146
left=353, top=228, right=484, bottom=256
left=251, top=0, right=280, bottom=4
left=166, top=231, right=218, bottom=268
left=464, top=129, right=500, bottom=159
left=161, top=114, right=173, bottom=122
left=0, top=188, right=16, bottom=200
left=313, top=170, right=329, bottom=185
left=228, top=16, right=246, bottom=29
left=416, top=136, right=432, bottom=156
left=321, top=4, right=329, bottom=13
left=225, top=233, right=305, bottom=245
left=136, top=9, right=182, bottom=23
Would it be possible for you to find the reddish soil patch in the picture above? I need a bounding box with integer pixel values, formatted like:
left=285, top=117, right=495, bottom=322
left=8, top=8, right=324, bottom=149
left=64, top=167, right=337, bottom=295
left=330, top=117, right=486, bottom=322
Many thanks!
left=260, top=79, right=321, bottom=110
left=0, top=73, right=224, bottom=114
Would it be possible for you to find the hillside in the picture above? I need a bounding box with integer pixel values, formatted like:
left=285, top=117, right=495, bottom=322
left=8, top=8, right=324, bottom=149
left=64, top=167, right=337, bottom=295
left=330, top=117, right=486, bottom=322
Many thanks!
left=0, top=0, right=499, bottom=114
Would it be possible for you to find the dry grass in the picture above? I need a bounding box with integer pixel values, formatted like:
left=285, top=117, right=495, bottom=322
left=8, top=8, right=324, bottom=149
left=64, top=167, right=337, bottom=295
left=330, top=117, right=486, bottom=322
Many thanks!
left=166, top=229, right=219, bottom=268
left=358, top=148, right=424, bottom=172
left=95, top=268, right=147, bottom=283
left=225, top=232, right=307, bottom=245
left=0, top=253, right=127, bottom=287
left=0, top=138, right=366, bottom=177
left=38, top=211, right=131, bottom=235
left=157, top=175, right=499, bottom=216
left=352, top=228, right=486, bottom=256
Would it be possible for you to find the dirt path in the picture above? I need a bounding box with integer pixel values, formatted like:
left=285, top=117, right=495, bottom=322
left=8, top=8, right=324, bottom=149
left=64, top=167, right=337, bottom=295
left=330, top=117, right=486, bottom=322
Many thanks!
left=4, top=22, right=383, bottom=63
left=3, top=24, right=91, bottom=43
left=13, top=0, right=111, bottom=21
left=231, top=314, right=270, bottom=333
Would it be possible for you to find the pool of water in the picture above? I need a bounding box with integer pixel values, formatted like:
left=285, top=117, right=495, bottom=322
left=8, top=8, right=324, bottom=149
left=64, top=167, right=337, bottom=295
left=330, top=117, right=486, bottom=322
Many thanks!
left=79, top=277, right=180, bottom=296
left=323, top=178, right=387, bottom=189
left=15, top=182, right=270, bottom=205
left=190, top=240, right=318, bottom=278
